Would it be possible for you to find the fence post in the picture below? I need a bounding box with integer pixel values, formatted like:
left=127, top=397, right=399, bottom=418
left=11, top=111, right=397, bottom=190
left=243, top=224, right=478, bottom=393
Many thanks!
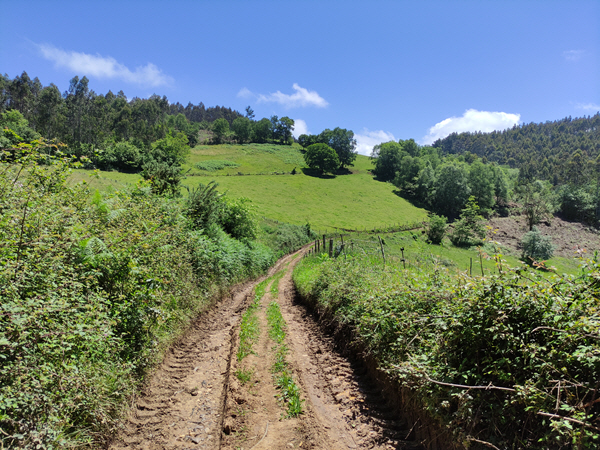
left=328, top=238, right=333, bottom=258
left=470, top=257, right=473, bottom=277
left=479, top=252, right=484, bottom=277
left=323, top=234, right=326, bottom=251
left=400, top=247, right=406, bottom=269
left=378, top=236, right=386, bottom=265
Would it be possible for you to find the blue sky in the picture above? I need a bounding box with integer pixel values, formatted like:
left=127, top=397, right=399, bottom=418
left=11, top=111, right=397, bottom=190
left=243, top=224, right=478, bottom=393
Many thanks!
left=1, top=0, right=598, bottom=154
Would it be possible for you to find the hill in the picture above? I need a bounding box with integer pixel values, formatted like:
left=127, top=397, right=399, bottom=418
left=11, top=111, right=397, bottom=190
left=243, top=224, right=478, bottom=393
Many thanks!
left=433, top=113, right=600, bottom=185
left=72, top=143, right=429, bottom=233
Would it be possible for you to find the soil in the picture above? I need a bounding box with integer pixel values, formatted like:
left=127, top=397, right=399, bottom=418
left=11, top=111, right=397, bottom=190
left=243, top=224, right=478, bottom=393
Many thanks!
left=110, top=248, right=421, bottom=450
left=487, top=214, right=600, bottom=259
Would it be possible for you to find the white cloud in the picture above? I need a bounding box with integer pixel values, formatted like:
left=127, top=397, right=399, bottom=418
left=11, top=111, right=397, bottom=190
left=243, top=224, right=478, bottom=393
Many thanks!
left=38, top=43, right=173, bottom=87
left=575, top=102, right=600, bottom=112
left=354, top=129, right=396, bottom=156
left=237, top=87, right=253, bottom=99
left=563, top=50, right=585, bottom=62
left=421, top=109, right=521, bottom=145
left=239, top=83, right=328, bottom=108
left=292, top=119, right=308, bottom=138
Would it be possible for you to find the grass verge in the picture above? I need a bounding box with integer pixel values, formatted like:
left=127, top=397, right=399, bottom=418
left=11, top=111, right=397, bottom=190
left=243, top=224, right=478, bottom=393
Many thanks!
left=266, top=299, right=304, bottom=418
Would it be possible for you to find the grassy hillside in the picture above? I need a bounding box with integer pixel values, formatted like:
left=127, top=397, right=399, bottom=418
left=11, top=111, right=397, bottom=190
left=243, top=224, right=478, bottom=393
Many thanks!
left=69, top=143, right=583, bottom=274
left=71, top=143, right=428, bottom=233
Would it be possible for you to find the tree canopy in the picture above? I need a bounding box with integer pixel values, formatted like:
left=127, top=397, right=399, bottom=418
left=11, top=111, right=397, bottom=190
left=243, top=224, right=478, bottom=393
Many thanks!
left=304, top=143, right=339, bottom=174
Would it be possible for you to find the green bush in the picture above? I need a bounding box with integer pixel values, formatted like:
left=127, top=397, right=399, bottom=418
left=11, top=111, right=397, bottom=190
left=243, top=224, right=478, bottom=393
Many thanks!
left=426, top=213, right=447, bottom=244
left=0, top=140, right=275, bottom=448
left=449, top=196, right=485, bottom=247
left=521, top=226, right=555, bottom=262
left=293, top=254, right=600, bottom=448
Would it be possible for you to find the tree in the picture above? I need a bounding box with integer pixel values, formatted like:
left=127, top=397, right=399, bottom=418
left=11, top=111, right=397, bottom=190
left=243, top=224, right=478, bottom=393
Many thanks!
left=146, top=131, right=189, bottom=165
left=252, top=118, right=272, bottom=143
left=518, top=182, right=554, bottom=230
left=212, top=118, right=229, bottom=144
left=279, top=116, right=294, bottom=144
left=318, top=127, right=357, bottom=168
left=449, top=196, right=486, bottom=247
left=468, top=159, right=495, bottom=213
left=304, top=143, right=339, bottom=174
left=433, top=163, right=471, bottom=219
left=141, top=160, right=184, bottom=197
left=231, top=117, right=252, bottom=143
left=371, top=141, right=403, bottom=181
left=298, top=134, right=319, bottom=149
left=245, top=106, right=255, bottom=120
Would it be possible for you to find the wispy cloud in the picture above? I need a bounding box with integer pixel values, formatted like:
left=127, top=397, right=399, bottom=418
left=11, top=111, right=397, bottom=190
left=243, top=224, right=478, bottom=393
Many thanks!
left=292, top=119, right=308, bottom=138
left=575, top=102, right=600, bottom=112
left=563, top=49, right=585, bottom=62
left=238, top=84, right=328, bottom=108
left=38, top=43, right=173, bottom=87
left=421, top=109, right=520, bottom=145
left=354, top=129, right=396, bottom=156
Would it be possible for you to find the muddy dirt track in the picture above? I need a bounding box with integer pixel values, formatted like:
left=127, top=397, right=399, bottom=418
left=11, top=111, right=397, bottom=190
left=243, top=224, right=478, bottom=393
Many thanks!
left=110, top=249, right=421, bottom=450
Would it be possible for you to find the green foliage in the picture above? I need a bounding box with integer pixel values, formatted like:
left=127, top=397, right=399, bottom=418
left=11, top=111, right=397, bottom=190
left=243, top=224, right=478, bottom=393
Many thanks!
left=260, top=221, right=317, bottom=257
left=212, top=118, right=230, bottom=144
left=294, top=252, right=600, bottom=448
left=434, top=163, right=471, bottom=219
left=141, top=160, right=185, bottom=197
left=559, top=185, right=598, bottom=224
left=449, top=196, right=486, bottom=247
left=97, top=141, right=142, bottom=172
left=521, top=226, right=555, bottom=262
left=318, top=127, right=357, bottom=168
left=517, top=181, right=555, bottom=230
left=195, top=159, right=240, bottom=171
left=252, top=118, right=273, bottom=143
left=304, top=143, right=339, bottom=174
left=426, top=213, right=447, bottom=244
left=220, top=197, right=258, bottom=241
left=0, top=142, right=276, bottom=448
left=371, top=141, right=403, bottom=181
left=231, top=117, right=252, bottom=144
left=147, top=131, right=190, bottom=166
left=185, top=181, right=224, bottom=231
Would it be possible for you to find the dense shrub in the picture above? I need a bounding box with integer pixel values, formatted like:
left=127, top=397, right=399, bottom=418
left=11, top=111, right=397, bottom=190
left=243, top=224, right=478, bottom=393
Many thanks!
left=294, top=253, right=600, bottom=448
left=521, top=226, right=555, bottom=262
left=426, top=213, right=447, bottom=244
left=0, top=141, right=276, bottom=448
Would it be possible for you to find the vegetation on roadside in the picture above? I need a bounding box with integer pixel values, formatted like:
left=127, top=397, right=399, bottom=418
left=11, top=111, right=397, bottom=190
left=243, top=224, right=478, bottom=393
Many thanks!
left=293, top=250, right=600, bottom=448
left=0, top=136, right=314, bottom=448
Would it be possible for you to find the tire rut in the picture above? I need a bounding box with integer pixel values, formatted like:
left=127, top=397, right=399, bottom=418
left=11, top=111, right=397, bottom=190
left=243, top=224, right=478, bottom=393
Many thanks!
left=111, top=249, right=421, bottom=449
left=110, top=253, right=296, bottom=450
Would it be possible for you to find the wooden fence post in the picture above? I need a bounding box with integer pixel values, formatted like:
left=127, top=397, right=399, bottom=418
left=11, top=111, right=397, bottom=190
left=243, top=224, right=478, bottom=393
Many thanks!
left=378, top=236, right=386, bottom=265
left=328, top=238, right=333, bottom=258
left=400, top=247, right=405, bottom=269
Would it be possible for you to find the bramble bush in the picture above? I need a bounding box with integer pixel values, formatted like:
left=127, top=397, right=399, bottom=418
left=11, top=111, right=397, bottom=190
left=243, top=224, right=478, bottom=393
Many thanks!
left=293, top=251, right=600, bottom=449
left=0, top=136, right=304, bottom=448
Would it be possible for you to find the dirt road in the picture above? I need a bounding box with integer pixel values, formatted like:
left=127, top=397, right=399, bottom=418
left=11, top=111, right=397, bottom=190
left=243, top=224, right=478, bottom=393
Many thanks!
left=111, top=249, right=419, bottom=449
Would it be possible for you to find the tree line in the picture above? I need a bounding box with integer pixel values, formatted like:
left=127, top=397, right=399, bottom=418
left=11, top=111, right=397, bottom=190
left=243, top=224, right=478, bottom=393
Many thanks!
left=0, top=71, right=245, bottom=151
left=430, top=114, right=600, bottom=226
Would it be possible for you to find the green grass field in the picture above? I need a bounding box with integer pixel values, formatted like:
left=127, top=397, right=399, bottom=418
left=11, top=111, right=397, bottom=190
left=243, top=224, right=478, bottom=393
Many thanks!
left=68, top=143, right=583, bottom=274
left=71, top=144, right=428, bottom=233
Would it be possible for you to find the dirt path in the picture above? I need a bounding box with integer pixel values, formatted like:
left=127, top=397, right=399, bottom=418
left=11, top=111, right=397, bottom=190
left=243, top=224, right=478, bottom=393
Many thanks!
left=111, top=249, right=419, bottom=449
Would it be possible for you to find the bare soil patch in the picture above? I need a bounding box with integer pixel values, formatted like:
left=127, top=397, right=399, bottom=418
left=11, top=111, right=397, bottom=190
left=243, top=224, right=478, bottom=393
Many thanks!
left=487, top=214, right=600, bottom=259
